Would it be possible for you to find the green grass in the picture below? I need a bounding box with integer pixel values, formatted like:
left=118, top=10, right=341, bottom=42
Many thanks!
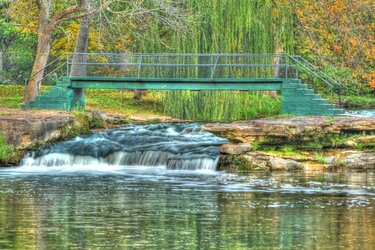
left=161, top=90, right=282, bottom=122
left=85, top=89, right=163, bottom=115
left=0, top=84, right=282, bottom=121
left=0, top=85, right=162, bottom=115
left=334, top=95, right=375, bottom=109
left=0, top=85, right=25, bottom=108
left=315, top=153, right=329, bottom=164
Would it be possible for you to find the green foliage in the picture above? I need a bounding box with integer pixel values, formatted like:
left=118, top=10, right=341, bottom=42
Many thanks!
left=292, top=0, right=375, bottom=94
left=315, top=153, right=328, bottom=164
left=61, top=111, right=106, bottom=138
left=253, top=133, right=356, bottom=151
left=0, top=18, right=35, bottom=84
left=0, top=132, right=13, bottom=161
left=251, top=141, right=262, bottom=151
left=130, top=0, right=293, bottom=121
left=160, top=91, right=281, bottom=121
left=334, top=95, right=375, bottom=109
left=0, top=85, right=51, bottom=108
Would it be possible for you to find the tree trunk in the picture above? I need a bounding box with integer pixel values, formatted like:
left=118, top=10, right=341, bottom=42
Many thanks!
left=70, top=14, right=90, bottom=109
left=268, top=47, right=283, bottom=98
left=24, top=18, right=52, bottom=103
left=134, top=90, right=143, bottom=100
left=70, top=14, right=89, bottom=76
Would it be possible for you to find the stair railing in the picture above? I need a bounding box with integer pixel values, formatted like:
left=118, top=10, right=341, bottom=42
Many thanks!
left=23, top=54, right=80, bottom=103
left=286, top=55, right=342, bottom=107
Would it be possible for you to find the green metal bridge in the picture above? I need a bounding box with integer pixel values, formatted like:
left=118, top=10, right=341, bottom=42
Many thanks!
left=23, top=53, right=344, bottom=116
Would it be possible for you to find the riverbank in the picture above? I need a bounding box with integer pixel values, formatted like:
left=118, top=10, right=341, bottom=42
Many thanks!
left=203, top=116, right=375, bottom=171
left=1, top=107, right=374, bottom=171
left=0, top=108, right=180, bottom=165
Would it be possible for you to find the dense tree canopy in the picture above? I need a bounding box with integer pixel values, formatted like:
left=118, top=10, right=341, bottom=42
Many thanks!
left=291, top=0, right=374, bottom=93
left=0, top=0, right=373, bottom=96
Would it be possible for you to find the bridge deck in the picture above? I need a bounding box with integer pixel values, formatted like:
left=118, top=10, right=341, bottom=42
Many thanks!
left=68, top=76, right=285, bottom=91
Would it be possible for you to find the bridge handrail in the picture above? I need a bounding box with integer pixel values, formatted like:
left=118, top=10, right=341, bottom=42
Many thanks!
left=287, top=55, right=342, bottom=106
left=24, top=54, right=82, bottom=88
left=291, top=55, right=341, bottom=87
left=66, top=52, right=288, bottom=57
left=24, top=54, right=66, bottom=86
left=67, top=62, right=290, bottom=67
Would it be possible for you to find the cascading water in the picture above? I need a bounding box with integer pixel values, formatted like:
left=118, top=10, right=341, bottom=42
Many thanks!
left=21, top=123, right=228, bottom=171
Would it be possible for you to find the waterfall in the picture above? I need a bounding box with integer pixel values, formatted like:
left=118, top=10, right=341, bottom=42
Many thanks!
left=21, top=123, right=228, bottom=171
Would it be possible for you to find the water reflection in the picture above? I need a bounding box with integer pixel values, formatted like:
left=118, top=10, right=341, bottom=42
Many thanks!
left=0, top=171, right=374, bottom=249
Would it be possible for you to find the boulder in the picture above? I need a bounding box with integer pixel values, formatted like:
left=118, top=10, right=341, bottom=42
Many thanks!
left=219, top=143, right=252, bottom=155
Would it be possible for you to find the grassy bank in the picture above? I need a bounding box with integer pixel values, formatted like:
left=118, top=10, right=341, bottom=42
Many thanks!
left=333, top=95, right=375, bottom=109
left=0, top=85, right=162, bottom=115
left=0, top=84, right=283, bottom=121
left=1, top=84, right=373, bottom=121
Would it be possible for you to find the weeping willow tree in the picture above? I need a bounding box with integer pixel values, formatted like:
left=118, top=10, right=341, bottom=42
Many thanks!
left=134, top=0, right=296, bottom=121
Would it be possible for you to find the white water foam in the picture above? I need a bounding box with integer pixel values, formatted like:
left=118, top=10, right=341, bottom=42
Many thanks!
left=18, top=123, right=227, bottom=172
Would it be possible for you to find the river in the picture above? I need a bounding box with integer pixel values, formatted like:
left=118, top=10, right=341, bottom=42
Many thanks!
left=1, top=123, right=374, bottom=249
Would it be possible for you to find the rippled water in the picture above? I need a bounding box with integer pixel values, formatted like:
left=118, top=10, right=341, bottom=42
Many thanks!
left=1, top=124, right=375, bottom=249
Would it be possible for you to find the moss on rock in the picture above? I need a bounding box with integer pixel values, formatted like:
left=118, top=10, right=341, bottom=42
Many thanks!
left=0, top=132, right=14, bottom=162
left=218, top=155, right=261, bottom=172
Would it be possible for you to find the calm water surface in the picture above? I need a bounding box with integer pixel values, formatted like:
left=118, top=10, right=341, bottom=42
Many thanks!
left=0, top=124, right=374, bottom=249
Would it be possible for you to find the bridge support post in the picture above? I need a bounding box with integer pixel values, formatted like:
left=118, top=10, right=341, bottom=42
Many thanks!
left=71, top=88, right=85, bottom=110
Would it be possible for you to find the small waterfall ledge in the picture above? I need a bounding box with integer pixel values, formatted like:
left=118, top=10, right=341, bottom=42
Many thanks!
left=21, top=123, right=228, bottom=171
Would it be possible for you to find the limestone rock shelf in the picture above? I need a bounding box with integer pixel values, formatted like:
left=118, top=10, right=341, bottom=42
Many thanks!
left=204, top=116, right=375, bottom=172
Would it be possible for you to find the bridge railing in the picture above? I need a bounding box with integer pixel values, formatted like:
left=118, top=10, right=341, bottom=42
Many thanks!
left=286, top=55, right=342, bottom=105
left=26, top=52, right=340, bottom=105
left=66, top=53, right=299, bottom=79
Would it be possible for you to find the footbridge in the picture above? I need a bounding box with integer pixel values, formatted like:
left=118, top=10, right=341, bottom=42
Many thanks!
left=24, top=53, right=344, bottom=116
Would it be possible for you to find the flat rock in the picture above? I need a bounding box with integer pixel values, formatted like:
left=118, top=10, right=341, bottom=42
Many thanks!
left=0, top=108, right=74, bottom=149
left=219, top=143, right=252, bottom=155
left=203, top=116, right=375, bottom=143
left=336, top=151, right=375, bottom=170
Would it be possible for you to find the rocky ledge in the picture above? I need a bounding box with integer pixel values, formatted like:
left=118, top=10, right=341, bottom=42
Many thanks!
left=203, top=116, right=375, bottom=172
left=0, top=108, right=181, bottom=165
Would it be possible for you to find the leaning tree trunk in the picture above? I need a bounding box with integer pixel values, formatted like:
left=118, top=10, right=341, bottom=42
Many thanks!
left=24, top=19, right=52, bottom=103
left=70, top=14, right=90, bottom=109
